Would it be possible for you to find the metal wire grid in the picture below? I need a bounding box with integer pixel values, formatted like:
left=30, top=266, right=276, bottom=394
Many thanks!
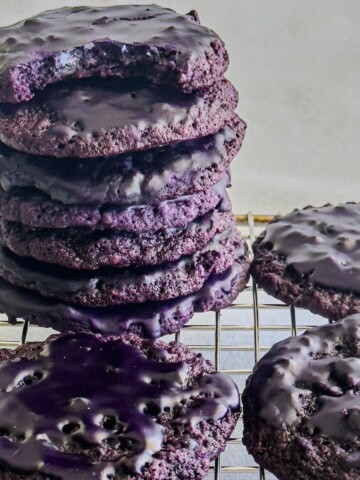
left=0, top=213, right=329, bottom=480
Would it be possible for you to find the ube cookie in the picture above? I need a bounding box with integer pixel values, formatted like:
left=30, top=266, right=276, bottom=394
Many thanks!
left=1, top=172, right=231, bottom=232
left=0, top=4, right=229, bottom=103
left=0, top=209, right=234, bottom=270
left=251, top=203, right=360, bottom=320
left=0, top=77, right=238, bottom=158
left=0, top=226, right=245, bottom=307
left=0, top=258, right=249, bottom=338
left=243, top=313, right=360, bottom=480
left=0, top=331, right=240, bottom=479
left=0, top=116, right=246, bottom=205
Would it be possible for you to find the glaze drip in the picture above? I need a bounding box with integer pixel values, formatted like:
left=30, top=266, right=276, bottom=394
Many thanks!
left=0, top=258, right=247, bottom=338
left=0, top=119, right=244, bottom=205
left=0, top=333, right=239, bottom=478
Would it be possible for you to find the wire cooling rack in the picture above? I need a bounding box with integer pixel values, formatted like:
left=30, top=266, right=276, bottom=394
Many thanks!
left=0, top=213, right=329, bottom=480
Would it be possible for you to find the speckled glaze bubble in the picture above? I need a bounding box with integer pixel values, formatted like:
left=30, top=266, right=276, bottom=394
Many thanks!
left=0, top=117, right=245, bottom=205
left=0, top=259, right=248, bottom=338
left=244, top=314, right=360, bottom=466
left=0, top=333, right=239, bottom=478
left=0, top=4, right=228, bottom=102
left=260, top=204, right=360, bottom=294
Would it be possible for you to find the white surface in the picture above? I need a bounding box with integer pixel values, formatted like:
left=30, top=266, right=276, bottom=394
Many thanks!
left=0, top=0, right=359, bottom=214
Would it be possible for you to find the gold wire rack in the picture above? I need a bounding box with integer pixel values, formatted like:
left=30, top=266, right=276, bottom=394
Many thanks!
left=0, top=213, right=329, bottom=479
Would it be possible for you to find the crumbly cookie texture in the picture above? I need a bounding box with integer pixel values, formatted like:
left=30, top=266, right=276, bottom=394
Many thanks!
left=0, top=227, right=244, bottom=307
left=0, top=258, right=249, bottom=338
left=0, top=173, right=231, bottom=232
left=0, top=4, right=229, bottom=103
left=0, top=209, right=234, bottom=270
left=0, top=116, right=245, bottom=205
left=251, top=203, right=360, bottom=320
left=243, top=314, right=360, bottom=480
left=0, top=78, right=238, bottom=158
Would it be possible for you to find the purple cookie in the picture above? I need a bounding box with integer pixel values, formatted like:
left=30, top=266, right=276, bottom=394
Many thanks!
left=0, top=116, right=246, bottom=205
left=0, top=332, right=240, bottom=479
left=0, top=172, right=231, bottom=232
left=243, top=314, right=360, bottom=480
left=0, top=5, right=229, bottom=103
left=0, top=209, right=234, bottom=270
left=251, top=203, right=360, bottom=320
left=0, top=227, right=244, bottom=307
left=0, top=258, right=249, bottom=338
left=0, top=77, right=238, bottom=158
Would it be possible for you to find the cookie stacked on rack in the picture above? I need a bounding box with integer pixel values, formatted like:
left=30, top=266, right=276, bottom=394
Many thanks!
left=0, top=4, right=249, bottom=338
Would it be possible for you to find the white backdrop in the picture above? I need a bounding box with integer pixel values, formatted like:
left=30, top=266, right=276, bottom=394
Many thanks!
left=0, top=0, right=359, bottom=215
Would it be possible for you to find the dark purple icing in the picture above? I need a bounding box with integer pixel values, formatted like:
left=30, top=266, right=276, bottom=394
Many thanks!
left=0, top=227, right=242, bottom=306
left=0, top=76, right=238, bottom=158
left=0, top=4, right=228, bottom=102
left=0, top=171, right=231, bottom=232
left=1, top=77, right=198, bottom=134
left=0, top=259, right=247, bottom=338
left=0, top=333, right=239, bottom=478
left=0, top=117, right=245, bottom=205
left=245, top=314, right=360, bottom=466
left=260, top=204, right=360, bottom=294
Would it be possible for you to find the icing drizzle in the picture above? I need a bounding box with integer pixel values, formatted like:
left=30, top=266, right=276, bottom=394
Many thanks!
left=0, top=333, right=239, bottom=478
left=246, top=314, right=360, bottom=466
left=0, top=121, right=244, bottom=205
left=261, top=204, right=360, bottom=294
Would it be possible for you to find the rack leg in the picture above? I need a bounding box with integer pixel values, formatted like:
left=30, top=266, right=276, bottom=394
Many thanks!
left=21, top=320, right=29, bottom=345
left=214, top=310, right=222, bottom=480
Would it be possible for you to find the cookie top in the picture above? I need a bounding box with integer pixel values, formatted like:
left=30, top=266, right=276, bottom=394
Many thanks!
left=0, top=77, right=238, bottom=158
left=0, top=332, right=239, bottom=479
left=244, top=314, right=360, bottom=470
left=0, top=257, right=249, bottom=338
left=0, top=227, right=243, bottom=306
left=254, top=203, right=360, bottom=294
left=0, top=116, right=245, bottom=205
left=0, top=5, right=229, bottom=103
left=0, top=172, right=231, bottom=232
left=0, top=209, right=234, bottom=270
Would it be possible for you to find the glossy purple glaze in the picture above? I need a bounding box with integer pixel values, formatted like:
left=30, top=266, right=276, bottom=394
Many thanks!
left=0, top=333, right=239, bottom=478
left=260, top=204, right=360, bottom=294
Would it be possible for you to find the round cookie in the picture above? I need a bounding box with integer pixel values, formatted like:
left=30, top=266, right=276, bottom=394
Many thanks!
left=0, top=331, right=240, bottom=479
left=0, top=116, right=245, bottom=205
left=0, top=209, right=234, bottom=270
left=0, top=227, right=244, bottom=307
left=251, top=203, right=360, bottom=320
left=0, top=5, right=229, bottom=103
left=243, top=314, right=360, bottom=480
left=0, top=258, right=249, bottom=338
left=0, top=77, right=238, bottom=158
left=1, top=172, right=231, bottom=232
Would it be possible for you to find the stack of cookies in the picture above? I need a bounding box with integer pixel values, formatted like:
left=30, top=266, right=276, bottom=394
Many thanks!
left=0, top=6, right=247, bottom=479
left=0, top=4, right=249, bottom=339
